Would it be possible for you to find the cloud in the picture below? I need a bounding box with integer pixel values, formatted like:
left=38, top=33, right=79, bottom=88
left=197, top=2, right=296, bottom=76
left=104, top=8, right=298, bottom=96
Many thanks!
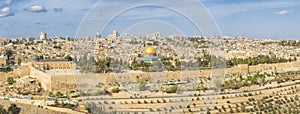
left=0, top=0, right=12, bottom=6
left=0, top=7, right=14, bottom=17
left=24, top=5, right=47, bottom=13
left=203, top=0, right=300, bottom=18
left=0, top=0, right=14, bottom=18
left=275, top=9, right=293, bottom=15
left=1, top=6, right=8, bottom=12
left=53, top=8, right=63, bottom=13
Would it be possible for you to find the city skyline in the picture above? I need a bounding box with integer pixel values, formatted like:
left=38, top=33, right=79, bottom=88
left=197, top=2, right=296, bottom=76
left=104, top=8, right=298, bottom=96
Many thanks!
left=0, top=0, right=300, bottom=39
left=1, top=1, right=300, bottom=114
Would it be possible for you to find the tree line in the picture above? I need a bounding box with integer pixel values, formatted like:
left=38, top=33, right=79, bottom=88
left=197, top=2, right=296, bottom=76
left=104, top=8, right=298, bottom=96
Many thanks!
left=75, top=54, right=295, bottom=73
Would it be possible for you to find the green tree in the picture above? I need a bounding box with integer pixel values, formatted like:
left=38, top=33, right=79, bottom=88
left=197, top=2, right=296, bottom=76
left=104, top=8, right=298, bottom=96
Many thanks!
left=17, top=59, right=21, bottom=65
left=6, top=50, right=13, bottom=59
left=175, top=60, right=181, bottom=69
left=111, top=88, right=120, bottom=93
left=166, top=85, right=178, bottom=93
left=0, top=67, right=12, bottom=73
left=0, top=105, right=7, bottom=114
left=55, top=91, right=63, bottom=98
left=64, top=55, right=73, bottom=61
left=139, top=82, right=147, bottom=91
left=64, top=104, right=75, bottom=109
left=131, top=61, right=139, bottom=70
left=7, top=77, right=15, bottom=85
left=95, top=58, right=112, bottom=73
left=8, top=103, right=21, bottom=114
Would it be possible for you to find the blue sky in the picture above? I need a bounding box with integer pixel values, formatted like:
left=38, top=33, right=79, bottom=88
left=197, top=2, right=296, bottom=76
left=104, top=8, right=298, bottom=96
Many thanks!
left=0, top=0, right=300, bottom=39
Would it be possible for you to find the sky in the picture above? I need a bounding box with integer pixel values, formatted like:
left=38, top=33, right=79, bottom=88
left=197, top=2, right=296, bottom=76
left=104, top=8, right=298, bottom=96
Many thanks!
left=0, top=0, right=300, bottom=39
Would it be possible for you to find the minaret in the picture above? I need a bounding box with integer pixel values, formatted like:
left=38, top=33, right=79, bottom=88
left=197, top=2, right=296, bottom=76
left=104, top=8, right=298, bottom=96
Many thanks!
left=112, top=30, right=119, bottom=40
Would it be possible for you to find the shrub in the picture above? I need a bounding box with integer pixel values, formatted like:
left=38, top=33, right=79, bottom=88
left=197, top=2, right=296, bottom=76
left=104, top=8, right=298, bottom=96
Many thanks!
left=218, top=109, right=222, bottom=112
left=248, top=93, right=253, bottom=96
left=230, top=109, right=234, bottom=113
left=111, top=88, right=120, bottom=93
left=192, top=103, right=196, bottom=107
left=214, top=106, right=218, bottom=110
left=55, top=92, right=63, bottom=98
left=7, top=77, right=15, bottom=85
left=166, top=85, right=178, bottom=93
left=157, top=100, right=161, bottom=103
left=187, top=105, right=190, bottom=108
left=64, top=104, right=75, bottom=109
left=162, top=99, right=166, bottom=103
left=8, top=104, right=21, bottom=114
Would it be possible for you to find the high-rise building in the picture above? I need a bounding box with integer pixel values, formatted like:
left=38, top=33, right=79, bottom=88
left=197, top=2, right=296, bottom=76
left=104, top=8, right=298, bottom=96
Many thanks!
left=40, top=31, right=47, bottom=40
left=124, top=32, right=128, bottom=38
left=112, top=30, right=119, bottom=40
left=147, top=32, right=162, bottom=40
left=96, top=32, right=101, bottom=38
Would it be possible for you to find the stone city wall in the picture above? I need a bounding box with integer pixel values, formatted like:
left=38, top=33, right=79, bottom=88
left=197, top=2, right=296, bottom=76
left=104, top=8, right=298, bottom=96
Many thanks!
left=199, top=61, right=300, bottom=77
left=51, top=75, right=77, bottom=93
left=249, top=61, right=300, bottom=72
left=0, top=65, right=30, bottom=80
left=7, top=61, right=299, bottom=93
left=30, top=68, right=51, bottom=91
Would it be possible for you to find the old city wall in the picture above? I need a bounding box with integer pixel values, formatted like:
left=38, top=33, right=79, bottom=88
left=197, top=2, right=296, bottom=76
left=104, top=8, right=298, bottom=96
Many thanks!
left=30, top=68, right=51, bottom=91
left=199, top=61, right=300, bottom=77
left=49, top=73, right=151, bottom=93
left=0, top=65, right=30, bottom=80
left=249, top=61, right=300, bottom=72
left=50, top=75, right=77, bottom=93
left=10, top=61, right=299, bottom=93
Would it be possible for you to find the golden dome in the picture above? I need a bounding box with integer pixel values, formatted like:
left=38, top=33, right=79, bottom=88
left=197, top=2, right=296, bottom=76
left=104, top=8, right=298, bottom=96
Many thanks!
left=144, top=46, right=156, bottom=55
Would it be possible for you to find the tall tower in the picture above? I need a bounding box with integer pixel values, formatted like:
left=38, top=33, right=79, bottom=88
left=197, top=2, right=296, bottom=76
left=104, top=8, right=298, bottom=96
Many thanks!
left=124, top=32, right=128, bottom=38
left=112, top=30, right=119, bottom=40
left=40, top=31, right=47, bottom=40
left=96, top=32, right=101, bottom=38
